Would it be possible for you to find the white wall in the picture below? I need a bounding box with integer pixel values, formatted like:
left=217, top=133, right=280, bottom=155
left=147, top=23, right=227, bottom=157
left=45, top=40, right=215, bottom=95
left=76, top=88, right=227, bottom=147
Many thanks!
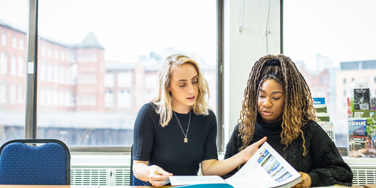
left=223, top=0, right=281, bottom=145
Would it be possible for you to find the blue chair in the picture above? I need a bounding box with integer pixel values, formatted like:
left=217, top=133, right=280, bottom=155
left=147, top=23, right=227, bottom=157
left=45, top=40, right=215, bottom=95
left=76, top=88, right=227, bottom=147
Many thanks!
left=0, top=139, right=71, bottom=185
left=130, top=144, right=150, bottom=186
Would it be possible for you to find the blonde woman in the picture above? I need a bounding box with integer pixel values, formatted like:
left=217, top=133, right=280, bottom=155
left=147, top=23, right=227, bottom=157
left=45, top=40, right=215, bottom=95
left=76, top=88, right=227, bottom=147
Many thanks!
left=133, top=54, right=266, bottom=187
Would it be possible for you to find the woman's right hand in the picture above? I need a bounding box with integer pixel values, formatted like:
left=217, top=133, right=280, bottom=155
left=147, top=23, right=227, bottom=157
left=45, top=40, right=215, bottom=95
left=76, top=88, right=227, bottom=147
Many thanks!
left=242, top=136, right=267, bottom=162
left=148, top=165, right=173, bottom=187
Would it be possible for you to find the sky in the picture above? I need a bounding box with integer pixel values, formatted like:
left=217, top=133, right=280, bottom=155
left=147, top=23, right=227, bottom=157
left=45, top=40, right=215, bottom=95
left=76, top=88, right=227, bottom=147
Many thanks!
left=0, top=0, right=216, bottom=64
left=1, top=0, right=376, bottom=70
left=284, top=0, right=376, bottom=70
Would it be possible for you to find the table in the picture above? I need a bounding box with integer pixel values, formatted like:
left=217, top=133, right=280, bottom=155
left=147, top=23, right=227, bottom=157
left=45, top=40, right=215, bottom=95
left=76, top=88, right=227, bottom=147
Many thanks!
left=0, top=186, right=172, bottom=188
left=0, top=185, right=368, bottom=188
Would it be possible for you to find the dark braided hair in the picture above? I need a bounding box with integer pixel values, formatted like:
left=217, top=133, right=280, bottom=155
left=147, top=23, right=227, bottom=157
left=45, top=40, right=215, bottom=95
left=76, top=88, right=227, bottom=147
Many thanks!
left=238, top=54, right=317, bottom=155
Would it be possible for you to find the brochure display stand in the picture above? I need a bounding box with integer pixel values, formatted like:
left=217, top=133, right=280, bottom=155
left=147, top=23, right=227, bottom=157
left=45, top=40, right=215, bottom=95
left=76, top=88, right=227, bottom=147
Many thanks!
left=313, top=97, right=335, bottom=142
left=347, top=80, right=376, bottom=158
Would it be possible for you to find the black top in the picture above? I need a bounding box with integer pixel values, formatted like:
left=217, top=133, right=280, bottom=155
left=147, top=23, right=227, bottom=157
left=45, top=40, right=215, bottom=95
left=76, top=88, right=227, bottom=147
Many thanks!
left=133, top=103, right=218, bottom=176
left=224, top=117, right=353, bottom=187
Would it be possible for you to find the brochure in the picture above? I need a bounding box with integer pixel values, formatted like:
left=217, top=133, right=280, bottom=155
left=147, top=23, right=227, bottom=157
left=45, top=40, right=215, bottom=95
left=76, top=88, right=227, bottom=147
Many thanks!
left=169, top=142, right=302, bottom=188
left=348, top=118, right=376, bottom=158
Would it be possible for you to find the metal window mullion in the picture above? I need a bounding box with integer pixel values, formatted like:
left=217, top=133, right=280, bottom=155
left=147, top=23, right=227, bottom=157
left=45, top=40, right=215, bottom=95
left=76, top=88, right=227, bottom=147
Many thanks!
left=25, top=0, right=38, bottom=139
left=216, top=0, right=224, bottom=153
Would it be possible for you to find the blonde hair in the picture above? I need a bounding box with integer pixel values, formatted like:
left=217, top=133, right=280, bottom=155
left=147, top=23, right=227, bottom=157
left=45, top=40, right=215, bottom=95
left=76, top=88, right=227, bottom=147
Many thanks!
left=152, top=54, right=211, bottom=127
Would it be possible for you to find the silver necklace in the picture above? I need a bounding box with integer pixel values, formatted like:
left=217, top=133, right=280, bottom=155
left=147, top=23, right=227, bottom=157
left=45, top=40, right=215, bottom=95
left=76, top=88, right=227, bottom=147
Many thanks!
left=173, top=111, right=191, bottom=143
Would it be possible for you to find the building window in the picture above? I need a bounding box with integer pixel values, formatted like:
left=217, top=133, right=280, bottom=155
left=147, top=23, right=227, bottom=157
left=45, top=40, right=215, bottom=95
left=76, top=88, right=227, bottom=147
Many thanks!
left=48, top=47, right=52, bottom=58
left=344, top=90, right=346, bottom=97
left=18, top=56, right=24, bottom=77
left=77, top=95, right=97, bottom=106
left=59, top=89, right=65, bottom=107
left=59, top=66, right=65, bottom=84
left=41, top=46, right=46, bottom=56
left=343, top=78, right=346, bottom=84
left=118, top=90, right=131, bottom=108
left=19, top=38, right=24, bottom=51
left=54, top=49, right=59, bottom=60
left=53, top=64, right=59, bottom=83
left=145, top=74, right=157, bottom=89
left=17, top=84, right=23, bottom=104
left=374, top=77, right=376, bottom=83
left=60, top=51, right=65, bottom=61
left=0, top=82, right=6, bottom=104
left=0, top=51, right=7, bottom=75
left=105, top=90, right=114, bottom=108
left=1, top=33, right=6, bottom=46
left=105, top=73, right=114, bottom=87
left=10, top=83, right=16, bottom=104
left=117, top=72, right=132, bottom=87
left=352, top=78, right=355, bottom=83
left=10, top=55, right=16, bottom=76
left=12, top=36, right=17, bottom=49
left=77, top=74, right=97, bottom=84
left=39, top=60, right=46, bottom=81
left=39, top=87, right=45, bottom=105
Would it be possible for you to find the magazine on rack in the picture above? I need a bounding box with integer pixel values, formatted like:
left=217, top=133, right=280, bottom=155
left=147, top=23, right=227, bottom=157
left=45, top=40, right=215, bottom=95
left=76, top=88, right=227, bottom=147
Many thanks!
left=169, top=142, right=301, bottom=188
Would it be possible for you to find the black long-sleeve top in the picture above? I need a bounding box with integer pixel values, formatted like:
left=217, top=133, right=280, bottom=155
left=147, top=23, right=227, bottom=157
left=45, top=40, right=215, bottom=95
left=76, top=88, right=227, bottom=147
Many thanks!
left=223, top=118, right=353, bottom=187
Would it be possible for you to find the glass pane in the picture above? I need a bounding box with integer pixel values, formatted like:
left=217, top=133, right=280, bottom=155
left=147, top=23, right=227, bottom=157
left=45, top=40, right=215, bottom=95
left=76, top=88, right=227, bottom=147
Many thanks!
left=37, top=0, right=217, bottom=147
left=284, top=0, right=376, bottom=149
left=0, top=0, right=28, bottom=145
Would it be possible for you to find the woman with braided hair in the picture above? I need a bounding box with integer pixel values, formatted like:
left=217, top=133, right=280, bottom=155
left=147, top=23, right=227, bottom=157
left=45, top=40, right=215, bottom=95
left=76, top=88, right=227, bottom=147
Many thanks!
left=223, top=54, right=353, bottom=187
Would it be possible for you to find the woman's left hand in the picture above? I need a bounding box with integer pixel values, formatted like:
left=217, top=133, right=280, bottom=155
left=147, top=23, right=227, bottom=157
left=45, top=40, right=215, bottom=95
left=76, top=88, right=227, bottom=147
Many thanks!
left=292, top=172, right=312, bottom=188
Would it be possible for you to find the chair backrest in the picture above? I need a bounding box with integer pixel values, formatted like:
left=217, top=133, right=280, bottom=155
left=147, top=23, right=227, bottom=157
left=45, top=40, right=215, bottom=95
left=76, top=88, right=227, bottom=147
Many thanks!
left=130, top=144, right=150, bottom=186
left=0, top=139, right=71, bottom=185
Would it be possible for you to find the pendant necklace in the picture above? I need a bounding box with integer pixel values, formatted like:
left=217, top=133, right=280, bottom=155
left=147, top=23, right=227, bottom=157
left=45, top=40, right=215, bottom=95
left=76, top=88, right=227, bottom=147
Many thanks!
left=173, top=111, right=191, bottom=143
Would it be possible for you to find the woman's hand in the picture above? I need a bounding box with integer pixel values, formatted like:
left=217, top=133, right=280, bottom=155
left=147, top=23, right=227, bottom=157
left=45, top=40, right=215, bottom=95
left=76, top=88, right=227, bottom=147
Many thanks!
left=242, top=136, right=267, bottom=162
left=148, top=165, right=173, bottom=187
left=292, top=172, right=312, bottom=188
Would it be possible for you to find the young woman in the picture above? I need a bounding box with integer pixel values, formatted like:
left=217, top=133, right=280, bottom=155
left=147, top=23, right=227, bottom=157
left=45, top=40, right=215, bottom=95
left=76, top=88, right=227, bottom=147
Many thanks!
left=223, top=54, right=353, bottom=188
left=133, top=54, right=266, bottom=187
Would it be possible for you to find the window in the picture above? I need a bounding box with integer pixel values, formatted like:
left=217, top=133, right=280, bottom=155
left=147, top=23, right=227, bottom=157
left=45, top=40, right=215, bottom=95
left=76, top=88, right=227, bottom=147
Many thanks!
left=54, top=49, right=59, bottom=60
left=105, top=90, right=114, bottom=108
left=10, top=55, right=16, bottom=76
left=0, top=0, right=27, bottom=145
left=39, top=60, right=46, bottom=81
left=12, top=36, right=17, bottom=48
left=0, top=51, right=7, bottom=74
left=19, top=38, right=24, bottom=50
left=118, top=90, right=131, bottom=108
left=0, top=82, right=6, bottom=104
left=0, top=0, right=219, bottom=149
left=10, top=83, right=16, bottom=104
left=17, top=84, right=23, bottom=104
left=284, top=0, right=376, bottom=148
left=41, top=45, right=46, bottom=56
left=1, top=33, right=6, bottom=46
left=117, top=72, right=132, bottom=87
left=18, top=56, right=24, bottom=77
left=104, top=73, right=114, bottom=87
left=145, top=74, right=157, bottom=89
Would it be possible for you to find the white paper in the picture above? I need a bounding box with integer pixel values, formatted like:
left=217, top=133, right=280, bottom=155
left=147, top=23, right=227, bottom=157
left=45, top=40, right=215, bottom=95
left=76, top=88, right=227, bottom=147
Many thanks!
left=169, top=142, right=301, bottom=188
left=169, top=175, right=226, bottom=186
left=225, top=142, right=301, bottom=188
